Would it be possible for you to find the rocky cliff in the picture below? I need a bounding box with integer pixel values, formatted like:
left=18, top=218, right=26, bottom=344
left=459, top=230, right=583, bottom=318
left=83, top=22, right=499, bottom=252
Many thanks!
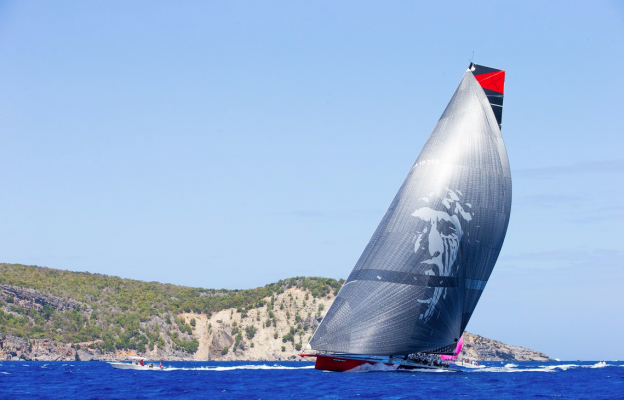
left=461, top=332, right=550, bottom=362
left=1, top=286, right=549, bottom=362
left=0, top=264, right=549, bottom=362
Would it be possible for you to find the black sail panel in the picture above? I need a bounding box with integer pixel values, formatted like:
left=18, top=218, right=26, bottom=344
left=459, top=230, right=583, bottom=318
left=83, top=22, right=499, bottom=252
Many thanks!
left=309, top=65, right=511, bottom=355
left=469, top=63, right=505, bottom=128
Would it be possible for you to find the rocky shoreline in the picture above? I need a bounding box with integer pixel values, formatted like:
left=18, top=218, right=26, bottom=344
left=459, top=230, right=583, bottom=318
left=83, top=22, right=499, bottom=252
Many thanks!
left=1, top=288, right=549, bottom=363
left=0, top=264, right=550, bottom=363
left=0, top=333, right=550, bottom=363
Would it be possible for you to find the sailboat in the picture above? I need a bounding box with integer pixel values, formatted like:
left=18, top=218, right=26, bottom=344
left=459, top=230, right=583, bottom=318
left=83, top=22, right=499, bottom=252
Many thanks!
left=301, top=63, right=511, bottom=372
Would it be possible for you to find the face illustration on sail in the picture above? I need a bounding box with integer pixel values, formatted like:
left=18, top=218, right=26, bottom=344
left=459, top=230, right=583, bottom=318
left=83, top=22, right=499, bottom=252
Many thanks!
left=411, top=188, right=472, bottom=321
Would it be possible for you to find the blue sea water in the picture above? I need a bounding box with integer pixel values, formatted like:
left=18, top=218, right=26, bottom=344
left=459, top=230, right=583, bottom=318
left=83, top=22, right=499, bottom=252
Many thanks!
left=0, top=360, right=622, bottom=399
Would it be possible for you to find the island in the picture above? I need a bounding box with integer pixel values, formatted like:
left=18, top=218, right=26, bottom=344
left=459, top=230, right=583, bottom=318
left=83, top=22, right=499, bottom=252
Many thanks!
left=0, top=263, right=549, bottom=362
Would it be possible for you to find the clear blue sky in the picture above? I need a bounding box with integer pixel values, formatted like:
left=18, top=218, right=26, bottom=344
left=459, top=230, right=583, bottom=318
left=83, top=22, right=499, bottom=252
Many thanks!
left=1, top=1, right=623, bottom=360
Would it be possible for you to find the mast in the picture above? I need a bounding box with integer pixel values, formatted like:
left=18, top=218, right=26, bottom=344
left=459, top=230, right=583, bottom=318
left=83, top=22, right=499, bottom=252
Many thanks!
left=309, top=64, right=511, bottom=356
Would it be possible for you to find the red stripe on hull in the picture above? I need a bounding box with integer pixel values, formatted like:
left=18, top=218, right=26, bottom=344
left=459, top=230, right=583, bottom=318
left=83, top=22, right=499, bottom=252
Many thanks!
left=307, top=354, right=447, bottom=372
left=314, top=355, right=374, bottom=372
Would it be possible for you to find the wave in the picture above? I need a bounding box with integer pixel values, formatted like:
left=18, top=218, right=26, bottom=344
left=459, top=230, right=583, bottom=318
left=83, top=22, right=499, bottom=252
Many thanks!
left=347, top=363, right=398, bottom=373
left=160, top=361, right=615, bottom=374
left=345, top=363, right=452, bottom=373
left=544, top=364, right=579, bottom=371
left=474, top=362, right=614, bottom=373
left=476, top=364, right=562, bottom=373
left=475, top=366, right=546, bottom=373
left=162, top=364, right=315, bottom=372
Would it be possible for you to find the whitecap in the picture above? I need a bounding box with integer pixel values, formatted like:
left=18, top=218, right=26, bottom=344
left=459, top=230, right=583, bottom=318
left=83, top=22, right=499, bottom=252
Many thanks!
left=163, top=364, right=315, bottom=372
left=544, top=364, right=579, bottom=371
left=475, top=365, right=556, bottom=373
left=346, top=363, right=398, bottom=373
left=346, top=363, right=452, bottom=373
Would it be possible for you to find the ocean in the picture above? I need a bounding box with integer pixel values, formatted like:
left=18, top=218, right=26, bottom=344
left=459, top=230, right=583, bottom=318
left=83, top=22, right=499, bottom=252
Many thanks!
left=0, top=360, right=622, bottom=399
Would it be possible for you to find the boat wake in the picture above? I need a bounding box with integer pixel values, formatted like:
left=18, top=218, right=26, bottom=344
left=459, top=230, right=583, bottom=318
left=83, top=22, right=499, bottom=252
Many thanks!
left=346, top=365, right=452, bottom=373
left=475, top=361, right=611, bottom=373
left=346, top=363, right=397, bottom=373
left=112, top=361, right=615, bottom=373
left=161, top=364, right=315, bottom=372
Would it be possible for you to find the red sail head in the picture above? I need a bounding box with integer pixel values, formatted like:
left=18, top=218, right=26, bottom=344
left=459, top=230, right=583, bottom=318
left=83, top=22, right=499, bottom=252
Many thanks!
left=474, top=70, right=505, bottom=93
left=469, top=63, right=505, bottom=127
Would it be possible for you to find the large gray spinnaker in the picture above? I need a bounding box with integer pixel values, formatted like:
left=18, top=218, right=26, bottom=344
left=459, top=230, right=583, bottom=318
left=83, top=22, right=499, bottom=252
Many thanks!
left=309, top=64, right=511, bottom=356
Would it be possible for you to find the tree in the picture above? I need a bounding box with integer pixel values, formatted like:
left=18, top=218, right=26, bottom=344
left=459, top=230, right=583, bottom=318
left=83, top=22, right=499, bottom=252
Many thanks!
left=245, top=325, right=257, bottom=339
left=42, top=304, right=55, bottom=321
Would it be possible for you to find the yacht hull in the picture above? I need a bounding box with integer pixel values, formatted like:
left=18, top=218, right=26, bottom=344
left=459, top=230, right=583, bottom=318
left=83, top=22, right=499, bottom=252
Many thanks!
left=304, top=354, right=450, bottom=372
left=109, top=362, right=165, bottom=370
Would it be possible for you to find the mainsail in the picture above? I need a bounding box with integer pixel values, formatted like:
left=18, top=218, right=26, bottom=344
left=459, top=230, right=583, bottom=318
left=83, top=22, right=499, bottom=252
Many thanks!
left=309, top=64, right=511, bottom=356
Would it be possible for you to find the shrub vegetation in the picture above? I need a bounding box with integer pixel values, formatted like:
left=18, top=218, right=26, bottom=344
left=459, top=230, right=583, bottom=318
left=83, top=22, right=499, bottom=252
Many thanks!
left=0, top=263, right=342, bottom=354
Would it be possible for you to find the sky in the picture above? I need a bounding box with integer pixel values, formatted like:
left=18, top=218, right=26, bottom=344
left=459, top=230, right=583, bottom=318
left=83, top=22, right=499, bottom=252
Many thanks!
left=1, top=1, right=623, bottom=360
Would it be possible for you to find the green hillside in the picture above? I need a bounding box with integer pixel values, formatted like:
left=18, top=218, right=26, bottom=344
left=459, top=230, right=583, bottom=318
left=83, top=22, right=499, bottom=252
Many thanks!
left=0, top=263, right=342, bottom=354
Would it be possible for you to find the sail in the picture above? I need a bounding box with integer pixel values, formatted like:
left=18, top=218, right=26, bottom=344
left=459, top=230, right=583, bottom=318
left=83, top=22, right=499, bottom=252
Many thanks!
left=309, top=64, right=511, bottom=356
